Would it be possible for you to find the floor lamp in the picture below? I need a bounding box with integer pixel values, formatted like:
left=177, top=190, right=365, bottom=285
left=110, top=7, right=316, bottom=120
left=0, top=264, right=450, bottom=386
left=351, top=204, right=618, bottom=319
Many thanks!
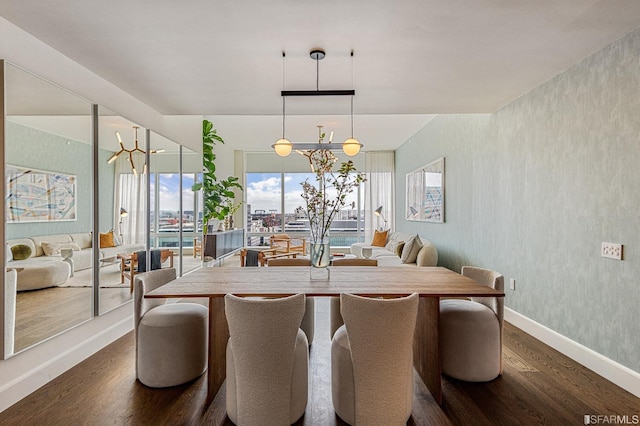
left=374, top=206, right=388, bottom=231
left=119, top=208, right=128, bottom=241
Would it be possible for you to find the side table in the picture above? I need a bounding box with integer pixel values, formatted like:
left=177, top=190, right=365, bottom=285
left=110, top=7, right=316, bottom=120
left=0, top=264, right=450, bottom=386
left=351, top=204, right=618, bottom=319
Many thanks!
left=61, top=248, right=74, bottom=277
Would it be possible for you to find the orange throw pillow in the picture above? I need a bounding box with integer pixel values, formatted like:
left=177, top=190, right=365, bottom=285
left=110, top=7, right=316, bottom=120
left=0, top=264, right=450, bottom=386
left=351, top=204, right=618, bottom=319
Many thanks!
left=371, top=229, right=388, bottom=247
left=99, top=231, right=116, bottom=248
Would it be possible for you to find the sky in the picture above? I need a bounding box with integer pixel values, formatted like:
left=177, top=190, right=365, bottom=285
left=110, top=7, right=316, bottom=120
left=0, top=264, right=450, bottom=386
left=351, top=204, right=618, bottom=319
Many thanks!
left=147, top=172, right=360, bottom=214
left=246, top=172, right=360, bottom=214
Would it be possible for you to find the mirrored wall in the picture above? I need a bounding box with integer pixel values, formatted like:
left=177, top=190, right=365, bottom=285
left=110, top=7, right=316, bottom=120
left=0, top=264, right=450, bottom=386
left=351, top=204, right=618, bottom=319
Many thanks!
left=4, top=62, right=94, bottom=355
left=3, top=62, right=203, bottom=358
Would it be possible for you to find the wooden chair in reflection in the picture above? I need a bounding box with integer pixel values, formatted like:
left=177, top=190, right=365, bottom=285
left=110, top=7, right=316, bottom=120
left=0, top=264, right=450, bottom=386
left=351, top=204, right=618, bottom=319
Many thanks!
left=119, top=249, right=174, bottom=292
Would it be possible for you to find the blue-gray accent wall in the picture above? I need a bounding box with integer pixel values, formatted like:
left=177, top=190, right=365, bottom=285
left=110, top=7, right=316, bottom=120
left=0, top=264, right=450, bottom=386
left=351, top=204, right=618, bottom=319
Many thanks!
left=6, top=122, right=116, bottom=238
left=396, top=29, right=640, bottom=373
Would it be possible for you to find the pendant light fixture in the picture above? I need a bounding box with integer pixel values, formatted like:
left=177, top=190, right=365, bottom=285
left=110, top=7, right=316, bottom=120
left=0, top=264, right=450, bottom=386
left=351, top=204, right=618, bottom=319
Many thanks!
left=272, top=48, right=363, bottom=157
left=107, top=126, right=165, bottom=175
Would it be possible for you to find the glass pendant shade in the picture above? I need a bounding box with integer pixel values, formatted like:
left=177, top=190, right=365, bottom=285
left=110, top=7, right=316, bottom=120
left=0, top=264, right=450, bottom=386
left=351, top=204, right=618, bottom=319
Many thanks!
left=274, top=138, right=293, bottom=157
left=342, top=138, right=362, bottom=156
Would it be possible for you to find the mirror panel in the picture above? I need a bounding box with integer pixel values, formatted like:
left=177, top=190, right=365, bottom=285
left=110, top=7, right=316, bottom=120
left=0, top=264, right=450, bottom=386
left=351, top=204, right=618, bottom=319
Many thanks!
left=97, top=106, right=147, bottom=314
left=149, top=132, right=201, bottom=276
left=4, top=63, right=93, bottom=355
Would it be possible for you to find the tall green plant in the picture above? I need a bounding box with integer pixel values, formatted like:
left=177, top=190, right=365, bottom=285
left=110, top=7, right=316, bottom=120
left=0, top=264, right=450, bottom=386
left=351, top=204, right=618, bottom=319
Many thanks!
left=191, top=120, right=243, bottom=232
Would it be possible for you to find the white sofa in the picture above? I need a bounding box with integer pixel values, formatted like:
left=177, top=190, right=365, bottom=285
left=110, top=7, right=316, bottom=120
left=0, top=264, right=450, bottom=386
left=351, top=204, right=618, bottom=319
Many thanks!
left=7, top=232, right=144, bottom=291
left=350, top=231, right=438, bottom=267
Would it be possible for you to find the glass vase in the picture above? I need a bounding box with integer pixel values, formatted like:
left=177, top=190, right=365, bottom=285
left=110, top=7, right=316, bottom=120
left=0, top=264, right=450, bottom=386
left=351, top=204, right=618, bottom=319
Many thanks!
left=310, top=240, right=331, bottom=268
left=309, top=239, right=330, bottom=280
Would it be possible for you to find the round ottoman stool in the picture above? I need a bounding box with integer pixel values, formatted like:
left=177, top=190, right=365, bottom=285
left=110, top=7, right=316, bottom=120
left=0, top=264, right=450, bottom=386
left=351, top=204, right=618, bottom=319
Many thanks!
left=137, top=302, right=208, bottom=388
left=440, top=299, right=501, bottom=382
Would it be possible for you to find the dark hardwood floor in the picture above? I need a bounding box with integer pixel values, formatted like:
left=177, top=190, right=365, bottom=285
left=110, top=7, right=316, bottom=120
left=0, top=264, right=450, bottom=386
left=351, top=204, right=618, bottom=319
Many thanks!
left=1, top=298, right=638, bottom=425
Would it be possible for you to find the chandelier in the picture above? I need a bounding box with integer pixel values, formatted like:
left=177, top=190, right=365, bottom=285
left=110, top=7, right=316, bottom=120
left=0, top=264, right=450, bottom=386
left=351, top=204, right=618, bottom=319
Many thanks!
left=107, top=126, right=164, bottom=175
left=272, top=48, right=363, bottom=157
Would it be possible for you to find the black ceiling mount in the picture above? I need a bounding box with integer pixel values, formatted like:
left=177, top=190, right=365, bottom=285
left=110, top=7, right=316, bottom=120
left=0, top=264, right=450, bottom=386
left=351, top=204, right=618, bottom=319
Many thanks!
left=310, top=49, right=325, bottom=60
left=281, top=89, right=355, bottom=97
left=281, top=48, right=355, bottom=97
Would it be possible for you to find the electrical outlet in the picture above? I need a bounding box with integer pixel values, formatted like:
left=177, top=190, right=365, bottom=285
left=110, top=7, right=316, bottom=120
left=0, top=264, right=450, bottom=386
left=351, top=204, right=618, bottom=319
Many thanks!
left=601, top=242, right=623, bottom=260
left=509, top=278, right=516, bottom=290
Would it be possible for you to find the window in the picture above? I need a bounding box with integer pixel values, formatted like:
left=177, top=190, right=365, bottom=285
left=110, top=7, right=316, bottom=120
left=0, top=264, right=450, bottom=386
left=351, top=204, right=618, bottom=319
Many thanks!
left=246, top=171, right=364, bottom=247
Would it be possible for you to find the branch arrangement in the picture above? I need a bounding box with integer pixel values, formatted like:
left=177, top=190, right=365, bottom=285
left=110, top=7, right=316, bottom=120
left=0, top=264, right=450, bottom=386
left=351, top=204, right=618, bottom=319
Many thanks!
left=300, top=149, right=366, bottom=243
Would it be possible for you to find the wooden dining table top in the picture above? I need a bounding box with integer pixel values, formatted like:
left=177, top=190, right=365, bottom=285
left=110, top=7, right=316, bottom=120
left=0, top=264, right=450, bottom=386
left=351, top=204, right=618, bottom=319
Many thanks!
left=145, top=266, right=505, bottom=299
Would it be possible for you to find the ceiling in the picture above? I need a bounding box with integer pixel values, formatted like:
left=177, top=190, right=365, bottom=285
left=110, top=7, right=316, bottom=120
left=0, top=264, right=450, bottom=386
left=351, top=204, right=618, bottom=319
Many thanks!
left=2, top=0, right=640, bottom=151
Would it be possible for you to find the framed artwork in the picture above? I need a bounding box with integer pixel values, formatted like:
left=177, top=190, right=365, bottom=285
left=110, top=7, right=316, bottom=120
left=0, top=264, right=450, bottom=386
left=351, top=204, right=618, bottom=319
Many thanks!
left=406, top=157, right=444, bottom=223
left=6, top=165, right=77, bottom=222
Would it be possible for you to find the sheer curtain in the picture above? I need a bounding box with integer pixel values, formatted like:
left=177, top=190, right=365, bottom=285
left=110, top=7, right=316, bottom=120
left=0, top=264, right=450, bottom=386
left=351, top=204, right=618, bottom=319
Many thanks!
left=114, top=155, right=147, bottom=245
left=364, top=151, right=395, bottom=242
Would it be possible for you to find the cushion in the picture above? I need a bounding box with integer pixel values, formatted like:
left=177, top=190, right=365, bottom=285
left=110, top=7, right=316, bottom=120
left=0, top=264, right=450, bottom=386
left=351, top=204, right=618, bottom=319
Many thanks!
left=386, top=240, right=405, bottom=255
left=371, top=229, right=389, bottom=247
left=401, top=235, right=423, bottom=264
left=99, top=231, right=116, bottom=248
left=11, top=244, right=32, bottom=260
left=42, top=241, right=82, bottom=256
left=395, top=242, right=406, bottom=257
left=6, top=243, right=13, bottom=262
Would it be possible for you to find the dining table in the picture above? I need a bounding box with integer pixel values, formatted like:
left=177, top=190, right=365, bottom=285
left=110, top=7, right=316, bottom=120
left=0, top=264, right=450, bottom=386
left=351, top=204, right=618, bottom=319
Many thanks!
left=145, top=265, right=505, bottom=406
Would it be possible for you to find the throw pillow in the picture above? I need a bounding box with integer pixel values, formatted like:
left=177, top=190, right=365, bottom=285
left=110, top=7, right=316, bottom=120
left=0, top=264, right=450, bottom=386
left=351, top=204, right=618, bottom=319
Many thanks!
left=42, top=241, right=81, bottom=256
left=6, top=243, right=13, bottom=262
left=395, top=241, right=406, bottom=257
left=371, top=229, right=389, bottom=247
left=41, top=241, right=64, bottom=256
left=385, top=240, right=404, bottom=255
left=400, top=234, right=423, bottom=264
left=11, top=244, right=32, bottom=261
left=99, top=231, right=116, bottom=248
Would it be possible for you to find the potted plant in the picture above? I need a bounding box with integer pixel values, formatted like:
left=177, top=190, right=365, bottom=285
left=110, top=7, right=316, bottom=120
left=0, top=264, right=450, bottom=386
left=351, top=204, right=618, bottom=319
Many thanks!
left=192, top=120, right=243, bottom=257
left=300, top=148, right=365, bottom=268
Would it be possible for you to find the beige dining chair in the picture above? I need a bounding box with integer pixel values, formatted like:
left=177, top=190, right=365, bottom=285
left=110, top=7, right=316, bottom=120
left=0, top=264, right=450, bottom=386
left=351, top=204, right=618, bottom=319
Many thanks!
left=330, top=258, right=378, bottom=337
left=134, top=268, right=208, bottom=388
left=265, top=258, right=315, bottom=345
left=439, top=266, right=504, bottom=381
left=332, top=293, right=419, bottom=425
left=225, top=293, right=309, bottom=425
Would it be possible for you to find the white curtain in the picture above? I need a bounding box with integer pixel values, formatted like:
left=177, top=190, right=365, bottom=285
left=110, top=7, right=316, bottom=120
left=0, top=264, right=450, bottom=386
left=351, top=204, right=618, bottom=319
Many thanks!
left=114, top=155, right=147, bottom=245
left=364, top=151, right=395, bottom=242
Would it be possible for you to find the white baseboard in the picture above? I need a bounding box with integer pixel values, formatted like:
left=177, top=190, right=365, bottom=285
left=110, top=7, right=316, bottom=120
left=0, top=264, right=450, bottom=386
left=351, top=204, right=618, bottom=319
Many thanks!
left=0, top=308, right=132, bottom=412
left=505, top=308, right=640, bottom=398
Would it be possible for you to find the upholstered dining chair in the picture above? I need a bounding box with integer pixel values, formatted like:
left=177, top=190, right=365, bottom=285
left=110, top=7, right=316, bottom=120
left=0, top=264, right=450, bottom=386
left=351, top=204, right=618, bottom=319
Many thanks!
left=265, top=258, right=315, bottom=345
left=439, top=266, right=504, bottom=382
left=133, top=268, right=208, bottom=388
left=329, top=258, right=378, bottom=337
left=332, top=293, right=419, bottom=425
left=225, top=293, right=309, bottom=425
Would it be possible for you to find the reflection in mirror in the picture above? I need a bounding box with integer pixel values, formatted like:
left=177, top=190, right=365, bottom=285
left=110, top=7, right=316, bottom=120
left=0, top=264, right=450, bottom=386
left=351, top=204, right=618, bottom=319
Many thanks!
left=4, top=63, right=93, bottom=356
left=98, top=107, right=147, bottom=315
left=406, top=157, right=445, bottom=223
left=149, top=132, right=202, bottom=276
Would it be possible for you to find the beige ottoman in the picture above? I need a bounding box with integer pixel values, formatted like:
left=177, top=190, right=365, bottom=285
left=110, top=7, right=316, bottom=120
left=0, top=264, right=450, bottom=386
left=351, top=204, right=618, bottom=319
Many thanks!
left=13, top=260, right=70, bottom=291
